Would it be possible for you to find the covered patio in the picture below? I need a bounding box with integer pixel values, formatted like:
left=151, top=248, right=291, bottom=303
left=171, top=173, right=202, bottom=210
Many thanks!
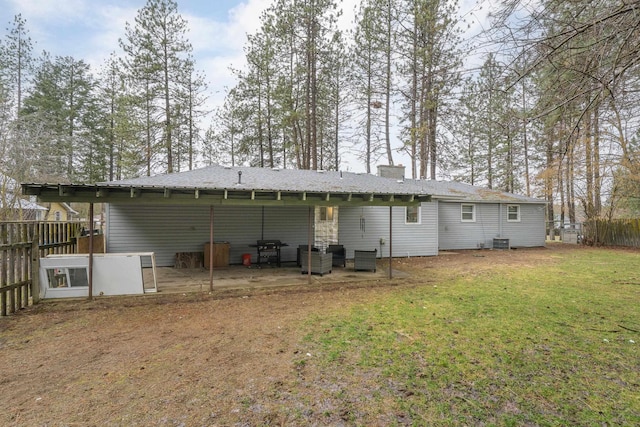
left=144, top=259, right=410, bottom=295
left=23, top=165, right=431, bottom=298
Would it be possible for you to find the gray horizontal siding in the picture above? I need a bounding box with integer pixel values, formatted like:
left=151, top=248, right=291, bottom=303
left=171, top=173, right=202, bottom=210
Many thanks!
left=106, top=204, right=310, bottom=266
left=502, top=204, right=546, bottom=247
left=338, top=202, right=438, bottom=258
left=438, top=202, right=546, bottom=250
left=106, top=200, right=543, bottom=267
left=438, top=202, right=500, bottom=250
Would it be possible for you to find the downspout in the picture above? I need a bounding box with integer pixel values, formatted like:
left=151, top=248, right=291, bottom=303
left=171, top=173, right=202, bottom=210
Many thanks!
left=499, top=203, right=503, bottom=237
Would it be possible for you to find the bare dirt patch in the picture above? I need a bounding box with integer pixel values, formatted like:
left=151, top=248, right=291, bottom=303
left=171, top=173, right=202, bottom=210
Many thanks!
left=0, top=244, right=611, bottom=425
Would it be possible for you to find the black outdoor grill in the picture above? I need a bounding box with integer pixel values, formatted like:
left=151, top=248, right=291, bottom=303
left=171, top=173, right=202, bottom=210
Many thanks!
left=255, top=240, right=286, bottom=267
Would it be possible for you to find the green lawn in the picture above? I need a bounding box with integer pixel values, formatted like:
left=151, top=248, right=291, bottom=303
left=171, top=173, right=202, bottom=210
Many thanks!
left=299, top=248, right=640, bottom=426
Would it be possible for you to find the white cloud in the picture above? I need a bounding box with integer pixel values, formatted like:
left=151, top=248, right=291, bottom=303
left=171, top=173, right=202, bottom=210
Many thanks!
left=186, top=0, right=269, bottom=56
left=186, top=0, right=271, bottom=105
left=6, top=0, right=87, bottom=22
left=82, top=4, right=139, bottom=68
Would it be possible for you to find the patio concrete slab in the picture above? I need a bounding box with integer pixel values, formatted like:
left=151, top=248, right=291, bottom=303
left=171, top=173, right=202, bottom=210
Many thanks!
left=143, top=260, right=409, bottom=294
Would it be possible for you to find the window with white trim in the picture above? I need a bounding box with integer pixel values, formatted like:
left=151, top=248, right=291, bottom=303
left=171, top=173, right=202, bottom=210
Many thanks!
left=319, top=206, right=334, bottom=221
left=45, top=267, right=89, bottom=288
left=405, top=206, right=420, bottom=224
left=507, top=205, right=521, bottom=222
left=461, top=204, right=475, bottom=222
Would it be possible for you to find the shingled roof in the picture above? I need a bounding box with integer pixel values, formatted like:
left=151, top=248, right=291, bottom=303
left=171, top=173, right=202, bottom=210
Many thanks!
left=22, top=165, right=544, bottom=206
left=22, top=165, right=429, bottom=206
left=428, top=180, right=544, bottom=204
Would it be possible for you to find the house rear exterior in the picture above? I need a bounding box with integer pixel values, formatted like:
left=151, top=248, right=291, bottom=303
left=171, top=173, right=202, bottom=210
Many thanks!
left=102, top=166, right=545, bottom=267
left=437, top=201, right=546, bottom=250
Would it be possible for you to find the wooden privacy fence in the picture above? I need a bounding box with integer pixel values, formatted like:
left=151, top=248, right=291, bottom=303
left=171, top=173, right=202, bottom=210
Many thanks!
left=583, top=218, right=640, bottom=248
left=0, top=221, right=84, bottom=316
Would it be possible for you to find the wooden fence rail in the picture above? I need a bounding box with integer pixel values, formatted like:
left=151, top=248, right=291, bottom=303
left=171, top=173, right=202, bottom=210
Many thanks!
left=0, top=221, right=85, bottom=316
left=583, top=218, right=640, bottom=248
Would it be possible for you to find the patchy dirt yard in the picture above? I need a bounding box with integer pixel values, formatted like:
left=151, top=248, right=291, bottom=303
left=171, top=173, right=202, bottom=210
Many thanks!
left=0, top=244, right=617, bottom=426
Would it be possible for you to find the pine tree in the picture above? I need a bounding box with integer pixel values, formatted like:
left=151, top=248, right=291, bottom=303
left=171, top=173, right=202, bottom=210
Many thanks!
left=397, top=0, right=463, bottom=179
left=351, top=0, right=388, bottom=173
left=0, top=13, right=35, bottom=202
left=350, top=0, right=398, bottom=172
left=21, top=54, right=97, bottom=182
left=120, top=0, right=194, bottom=174
left=493, top=0, right=640, bottom=220
left=174, top=56, right=208, bottom=171
left=1, top=14, right=34, bottom=119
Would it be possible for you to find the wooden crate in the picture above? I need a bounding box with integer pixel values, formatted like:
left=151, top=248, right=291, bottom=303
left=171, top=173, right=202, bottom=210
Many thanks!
left=204, top=242, right=230, bottom=269
left=175, top=252, right=204, bottom=268
left=77, top=234, right=105, bottom=254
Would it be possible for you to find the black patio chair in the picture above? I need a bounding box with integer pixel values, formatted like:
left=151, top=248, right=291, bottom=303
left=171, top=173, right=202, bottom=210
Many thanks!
left=326, top=244, right=346, bottom=267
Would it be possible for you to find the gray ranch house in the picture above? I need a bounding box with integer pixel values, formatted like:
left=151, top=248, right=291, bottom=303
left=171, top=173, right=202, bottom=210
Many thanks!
left=23, top=165, right=546, bottom=268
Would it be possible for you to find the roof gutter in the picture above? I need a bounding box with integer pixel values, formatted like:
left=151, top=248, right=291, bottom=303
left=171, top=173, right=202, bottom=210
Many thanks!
left=22, top=183, right=430, bottom=207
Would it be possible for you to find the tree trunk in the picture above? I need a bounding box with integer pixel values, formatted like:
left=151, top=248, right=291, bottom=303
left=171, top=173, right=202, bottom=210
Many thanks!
left=164, top=43, right=172, bottom=173
left=384, top=0, right=393, bottom=166
left=593, top=105, right=601, bottom=216
left=521, top=81, right=530, bottom=197
left=545, top=133, right=555, bottom=231
left=429, top=105, right=437, bottom=180
left=584, top=110, right=594, bottom=218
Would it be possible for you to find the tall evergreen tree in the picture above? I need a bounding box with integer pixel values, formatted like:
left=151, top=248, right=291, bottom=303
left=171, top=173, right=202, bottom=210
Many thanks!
left=204, top=88, right=249, bottom=167
left=397, top=0, right=463, bottom=179
left=22, top=54, right=97, bottom=182
left=0, top=14, right=35, bottom=198
left=97, top=53, right=122, bottom=181
left=493, top=0, right=640, bottom=220
left=221, top=0, right=344, bottom=171
left=351, top=0, right=389, bottom=173
left=174, top=56, right=208, bottom=171
left=120, top=0, right=194, bottom=174
left=1, top=14, right=34, bottom=120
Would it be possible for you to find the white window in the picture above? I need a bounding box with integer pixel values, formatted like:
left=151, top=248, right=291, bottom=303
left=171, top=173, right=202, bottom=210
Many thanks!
left=405, top=206, right=420, bottom=224
left=507, top=205, right=521, bottom=222
left=461, top=204, right=475, bottom=222
left=45, top=267, right=89, bottom=288
left=319, top=206, right=334, bottom=221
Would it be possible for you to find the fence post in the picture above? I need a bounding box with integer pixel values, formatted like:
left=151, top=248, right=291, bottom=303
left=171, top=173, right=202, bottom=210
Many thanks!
left=31, top=238, right=40, bottom=304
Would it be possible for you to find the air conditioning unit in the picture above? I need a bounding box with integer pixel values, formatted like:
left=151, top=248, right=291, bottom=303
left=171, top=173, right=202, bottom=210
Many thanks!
left=493, top=238, right=510, bottom=250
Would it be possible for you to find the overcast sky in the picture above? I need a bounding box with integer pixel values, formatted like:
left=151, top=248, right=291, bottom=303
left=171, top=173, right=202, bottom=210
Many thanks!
left=0, top=0, right=283, bottom=96
left=1, top=0, right=489, bottom=173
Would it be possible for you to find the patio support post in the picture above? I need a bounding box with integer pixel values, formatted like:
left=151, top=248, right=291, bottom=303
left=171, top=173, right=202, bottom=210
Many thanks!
left=307, top=205, right=312, bottom=284
left=30, top=237, right=40, bottom=304
left=209, top=206, right=214, bottom=292
left=88, top=202, right=94, bottom=300
left=389, top=206, right=393, bottom=280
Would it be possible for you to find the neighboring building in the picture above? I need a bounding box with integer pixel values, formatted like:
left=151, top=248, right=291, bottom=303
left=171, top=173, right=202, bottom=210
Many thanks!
left=43, top=202, right=78, bottom=221
left=0, top=173, right=48, bottom=220
left=0, top=196, right=48, bottom=220
left=23, top=165, right=546, bottom=267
